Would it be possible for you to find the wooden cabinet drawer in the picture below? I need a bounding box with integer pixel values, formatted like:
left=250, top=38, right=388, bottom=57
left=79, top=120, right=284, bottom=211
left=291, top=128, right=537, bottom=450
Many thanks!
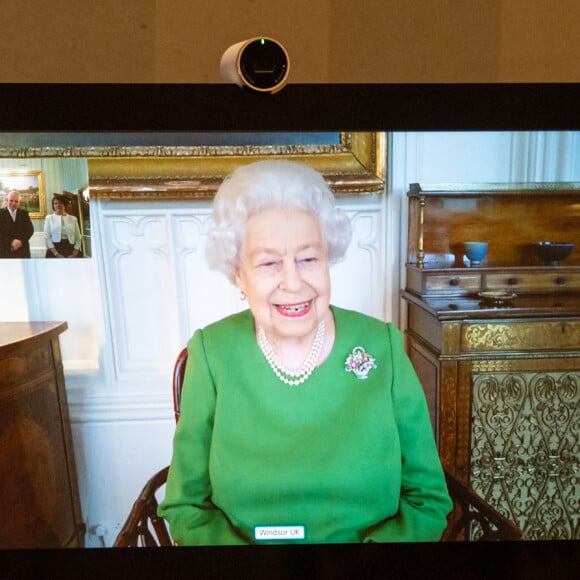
left=485, top=271, right=580, bottom=293
left=423, top=273, right=482, bottom=294
left=0, top=342, right=54, bottom=390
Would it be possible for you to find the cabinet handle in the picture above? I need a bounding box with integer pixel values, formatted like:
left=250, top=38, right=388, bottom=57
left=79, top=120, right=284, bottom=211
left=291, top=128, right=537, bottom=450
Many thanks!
left=555, top=277, right=567, bottom=286
left=449, top=277, right=460, bottom=286
left=507, top=278, right=519, bottom=285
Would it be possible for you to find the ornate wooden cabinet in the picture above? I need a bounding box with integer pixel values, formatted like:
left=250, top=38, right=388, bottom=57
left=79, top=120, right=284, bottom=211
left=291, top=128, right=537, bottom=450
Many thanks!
left=402, top=183, right=580, bottom=540
left=0, top=322, right=85, bottom=548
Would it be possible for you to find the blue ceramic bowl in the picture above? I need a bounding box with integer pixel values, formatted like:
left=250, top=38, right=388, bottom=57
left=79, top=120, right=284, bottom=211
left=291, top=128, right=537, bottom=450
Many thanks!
left=464, top=241, right=488, bottom=266
left=537, top=242, right=574, bottom=265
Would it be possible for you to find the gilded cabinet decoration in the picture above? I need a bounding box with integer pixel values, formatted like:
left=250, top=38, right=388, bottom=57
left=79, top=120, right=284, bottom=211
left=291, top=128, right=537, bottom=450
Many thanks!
left=464, top=322, right=580, bottom=352
left=471, top=370, right=579, bottom=539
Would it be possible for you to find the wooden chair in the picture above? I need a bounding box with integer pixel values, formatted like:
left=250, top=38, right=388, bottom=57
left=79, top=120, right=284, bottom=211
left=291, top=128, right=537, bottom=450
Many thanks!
left=113, top=348, right=522, bottom=546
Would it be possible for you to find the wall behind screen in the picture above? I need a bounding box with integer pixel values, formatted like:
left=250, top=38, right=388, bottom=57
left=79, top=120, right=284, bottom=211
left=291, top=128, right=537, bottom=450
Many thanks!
left=1, top=1, right=579, bottom=83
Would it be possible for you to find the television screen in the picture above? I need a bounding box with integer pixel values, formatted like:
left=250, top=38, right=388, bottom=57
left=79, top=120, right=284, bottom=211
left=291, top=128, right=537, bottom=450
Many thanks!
left=1, top=84, right=579, bottom=579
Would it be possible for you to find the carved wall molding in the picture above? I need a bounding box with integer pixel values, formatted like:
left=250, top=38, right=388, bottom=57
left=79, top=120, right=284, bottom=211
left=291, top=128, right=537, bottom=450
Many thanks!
left=68, top=392, right=174, bottom=425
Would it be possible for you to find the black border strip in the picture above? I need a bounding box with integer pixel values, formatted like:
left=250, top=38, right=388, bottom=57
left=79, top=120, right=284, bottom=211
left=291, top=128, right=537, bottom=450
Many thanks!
left=0, top=83, right=579, bottom=131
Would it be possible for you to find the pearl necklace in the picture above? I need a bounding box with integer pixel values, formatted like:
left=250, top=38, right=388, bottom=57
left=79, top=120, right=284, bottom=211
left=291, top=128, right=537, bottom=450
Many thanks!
left=257, top=321, right=325, bottom=386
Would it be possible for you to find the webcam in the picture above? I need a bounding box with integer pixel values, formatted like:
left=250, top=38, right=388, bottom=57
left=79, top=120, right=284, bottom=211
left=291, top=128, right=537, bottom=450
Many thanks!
left=220, top=37, right=290, bottom=94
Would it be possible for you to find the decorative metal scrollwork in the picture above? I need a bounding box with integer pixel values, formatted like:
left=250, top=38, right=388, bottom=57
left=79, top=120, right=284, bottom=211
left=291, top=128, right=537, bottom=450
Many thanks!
left=470, top=370, right=579, bottom=539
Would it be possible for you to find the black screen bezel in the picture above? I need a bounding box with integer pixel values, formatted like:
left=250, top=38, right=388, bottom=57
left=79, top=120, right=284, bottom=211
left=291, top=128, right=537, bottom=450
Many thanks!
left=2, top=83, right=579, bottom=580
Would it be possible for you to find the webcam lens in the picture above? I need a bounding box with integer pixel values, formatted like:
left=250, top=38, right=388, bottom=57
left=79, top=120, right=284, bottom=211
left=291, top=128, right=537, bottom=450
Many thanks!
left=240, top=39, right=288, bottom=89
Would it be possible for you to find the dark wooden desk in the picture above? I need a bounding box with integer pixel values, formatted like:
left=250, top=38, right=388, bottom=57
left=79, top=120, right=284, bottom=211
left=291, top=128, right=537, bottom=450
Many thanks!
left=0, top=322, right=85, bottom=548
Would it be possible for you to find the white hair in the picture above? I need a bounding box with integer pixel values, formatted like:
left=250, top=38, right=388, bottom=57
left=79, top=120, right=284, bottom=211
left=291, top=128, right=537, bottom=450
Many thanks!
left=206, top=160, right=352, bottom=283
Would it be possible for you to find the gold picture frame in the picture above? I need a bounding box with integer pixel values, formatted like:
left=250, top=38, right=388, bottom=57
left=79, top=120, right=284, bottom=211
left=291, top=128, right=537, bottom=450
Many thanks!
left=85, top=132, right=386, bottom=200
left=0, top=170, right=46, bottom=218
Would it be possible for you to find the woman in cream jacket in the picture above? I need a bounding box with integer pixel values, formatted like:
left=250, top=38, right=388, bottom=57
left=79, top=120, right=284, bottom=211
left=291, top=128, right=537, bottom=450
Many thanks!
left=44, top=194, right=82, bottom=258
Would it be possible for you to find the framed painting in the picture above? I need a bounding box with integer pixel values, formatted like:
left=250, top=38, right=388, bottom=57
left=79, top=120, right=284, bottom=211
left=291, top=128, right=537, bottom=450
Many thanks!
left=0, top=131, right=386, bottom=200
left=0, top=170, right=46, bottom=218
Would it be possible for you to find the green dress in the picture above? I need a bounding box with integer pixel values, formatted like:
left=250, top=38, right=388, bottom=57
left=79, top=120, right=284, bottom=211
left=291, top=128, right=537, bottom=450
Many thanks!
left=158, top=306, right=452, bottom=545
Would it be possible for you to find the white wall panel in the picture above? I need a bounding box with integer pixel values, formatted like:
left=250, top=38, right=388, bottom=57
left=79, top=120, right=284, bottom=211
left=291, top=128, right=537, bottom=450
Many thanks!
left=97, top=210, right=179, bottom=383
left=72, top=418, right=175, bottom=547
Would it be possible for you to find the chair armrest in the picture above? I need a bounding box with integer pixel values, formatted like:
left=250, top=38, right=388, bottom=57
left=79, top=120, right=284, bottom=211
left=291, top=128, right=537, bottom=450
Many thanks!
left=113, top=466, right=173, bottom=547
left=442, top=471, right=523, bottom=541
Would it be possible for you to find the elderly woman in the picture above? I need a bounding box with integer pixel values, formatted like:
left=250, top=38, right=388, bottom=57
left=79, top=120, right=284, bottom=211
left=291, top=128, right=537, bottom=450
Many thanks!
left=158, top=160, right=452, bottom=545
left=44, top=194, right=82, bottom=258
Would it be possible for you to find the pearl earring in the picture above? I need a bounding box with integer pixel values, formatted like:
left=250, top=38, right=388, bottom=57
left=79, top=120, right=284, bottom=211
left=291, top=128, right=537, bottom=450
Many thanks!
left=240, top=291, right=246, bottom=301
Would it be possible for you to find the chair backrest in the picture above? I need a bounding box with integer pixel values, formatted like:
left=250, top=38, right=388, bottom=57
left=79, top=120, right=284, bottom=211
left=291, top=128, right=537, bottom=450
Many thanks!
left=172, top=347, right=188, bottom=422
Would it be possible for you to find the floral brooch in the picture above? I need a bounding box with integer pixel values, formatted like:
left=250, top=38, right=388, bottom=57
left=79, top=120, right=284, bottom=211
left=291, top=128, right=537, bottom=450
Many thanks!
left=345, top=346, right=377, bottom=380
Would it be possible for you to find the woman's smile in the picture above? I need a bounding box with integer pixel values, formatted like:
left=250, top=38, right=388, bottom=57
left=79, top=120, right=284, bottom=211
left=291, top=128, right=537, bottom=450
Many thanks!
left=274, top=299, right=314, bottom=318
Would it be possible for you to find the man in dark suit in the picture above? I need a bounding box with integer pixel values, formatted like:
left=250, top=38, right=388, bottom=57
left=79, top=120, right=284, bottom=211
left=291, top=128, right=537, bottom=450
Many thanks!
left=0, top=191, right=34, bottom=258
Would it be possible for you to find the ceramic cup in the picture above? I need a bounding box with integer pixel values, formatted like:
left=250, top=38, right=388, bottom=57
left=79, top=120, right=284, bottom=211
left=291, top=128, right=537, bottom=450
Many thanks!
left=464, top=241, right=488, bottom=266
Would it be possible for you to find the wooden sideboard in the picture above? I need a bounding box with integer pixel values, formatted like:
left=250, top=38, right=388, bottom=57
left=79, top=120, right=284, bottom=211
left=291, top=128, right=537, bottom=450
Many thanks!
left=0, top=322, right=85, bottom=548
left=402, top=183, right=580, bottom=540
